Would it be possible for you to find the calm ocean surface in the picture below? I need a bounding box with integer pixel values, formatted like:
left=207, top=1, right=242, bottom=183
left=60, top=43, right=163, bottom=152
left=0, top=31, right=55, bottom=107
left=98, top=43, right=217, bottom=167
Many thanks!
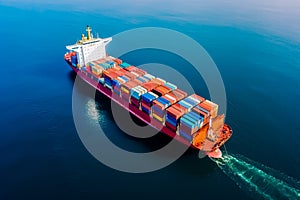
left=1, top=1, right=300, bottom=199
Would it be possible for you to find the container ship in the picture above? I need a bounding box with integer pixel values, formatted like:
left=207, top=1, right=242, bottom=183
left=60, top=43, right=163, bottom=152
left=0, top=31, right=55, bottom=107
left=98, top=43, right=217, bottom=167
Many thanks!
left=64, top=26, right=232, bottom=158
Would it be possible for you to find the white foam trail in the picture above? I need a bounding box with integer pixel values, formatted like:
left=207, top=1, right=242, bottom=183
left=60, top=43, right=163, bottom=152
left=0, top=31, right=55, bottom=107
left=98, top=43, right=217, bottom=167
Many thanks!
left=211, top=154, right=300, bottom=199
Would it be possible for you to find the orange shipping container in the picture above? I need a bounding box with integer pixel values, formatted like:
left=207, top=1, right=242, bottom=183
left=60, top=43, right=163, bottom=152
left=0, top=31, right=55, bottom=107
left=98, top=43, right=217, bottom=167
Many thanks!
left=134, top=68, right=147, bottom=75
left=152, top=78, right=165, bottom=85
left=125, top=66, right=138, bottom=71
left=112, top=58, right=122, bottom=65
left=199, top=100, right=218, bottom=118
left=124, top=71, right=136, bottom=80
left=142, top=81, right=160, bottom=91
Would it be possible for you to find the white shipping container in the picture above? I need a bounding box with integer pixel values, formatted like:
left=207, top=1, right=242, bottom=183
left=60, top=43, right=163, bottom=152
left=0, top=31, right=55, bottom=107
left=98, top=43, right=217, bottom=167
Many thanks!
left=157, top=78, right=166, bottom=84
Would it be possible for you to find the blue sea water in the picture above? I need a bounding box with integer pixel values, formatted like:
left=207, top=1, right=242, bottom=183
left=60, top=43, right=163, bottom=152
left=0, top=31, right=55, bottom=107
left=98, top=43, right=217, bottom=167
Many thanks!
left=1, top=1, right=300, bottom=199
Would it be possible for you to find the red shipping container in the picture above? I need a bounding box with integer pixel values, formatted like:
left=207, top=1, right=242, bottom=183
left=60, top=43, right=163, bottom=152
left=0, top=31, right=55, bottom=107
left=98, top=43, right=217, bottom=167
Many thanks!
left=130, top=97, right=140, bottom=107
left=122, top=93, right=130, bottom=101
left=141, top=102, right=151, bottom=111
left=165, top=121, right=177, bottom=131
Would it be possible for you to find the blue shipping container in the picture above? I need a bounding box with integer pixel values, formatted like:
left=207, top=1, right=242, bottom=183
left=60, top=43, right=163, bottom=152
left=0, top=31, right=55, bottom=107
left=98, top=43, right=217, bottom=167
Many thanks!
left=179, top=130, right=193, bottom=142
left=142, top=107, right=151, bottom=115
left=178, top=100, right=192, bottom=109
left=184, top=97, right=198, bottom=107
left=141, top=93, right=157, bottom=103
left=166, top=115, right=177, bottom=123
left=120, top=62, right=131, bottom=68
left=152, top=106, right=165, bottom=114
left=180, top=117, right=195, bottom=128
left=166, top=118, right=177, bottom=127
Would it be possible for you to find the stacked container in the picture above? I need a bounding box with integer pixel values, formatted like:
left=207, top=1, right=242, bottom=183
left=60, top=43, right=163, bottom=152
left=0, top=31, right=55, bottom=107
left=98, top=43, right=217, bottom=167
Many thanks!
left=111, top=76, right=129, bottom=95
left=179, top=111, right=204, bottom=142
left=121, top=80, right=140, bottom=102
left=124, top=65, right=143, bottom=73
left=136, top=73, right=154, bottom=83
left=152, top=78, right=166, bottom=85
left=90, top=65, right=104, bottom=78
left=164, top=82, right=177, bottom=90
left=198, top=100, right=218, bottom=118
left=124, top=66, right=147, bottom=79
left=152, top=85, right=173, bottom=97
left=150, top=88, right=185, bottom=123
left=177, top=94, right=205, bottom=112
left=151, top=95, right=173, bottom=123
left=93, top=58, right=106, bottom=65
left=105, top=60, right=116, bottom=68
left=108, top=56, right=122, bottom=66
left=165, top=103, right=188, bottom=131
left=130, top=86, right=148, bottom=108
left=167, top=89, right=187, bottom=102
left=142, top=80, right=160, bottom=92
left=119, top=62, right=131, bottom=68
left=141, top=92, right=159, bottom=115
left=124, top=71, right=137, bottom=80
left=192, top=105, right=210, bottom=126
left=103, top=68, right=119, bottom=89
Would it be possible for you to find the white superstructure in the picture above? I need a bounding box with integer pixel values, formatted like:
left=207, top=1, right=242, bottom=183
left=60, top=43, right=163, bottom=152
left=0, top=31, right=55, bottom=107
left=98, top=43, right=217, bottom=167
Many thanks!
left=66, top=26, right=112, bottom=67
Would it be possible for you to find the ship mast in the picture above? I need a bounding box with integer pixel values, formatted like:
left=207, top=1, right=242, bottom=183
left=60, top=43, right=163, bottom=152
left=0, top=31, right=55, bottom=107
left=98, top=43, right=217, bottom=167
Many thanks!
left=86, top=25, right=92, bottom=40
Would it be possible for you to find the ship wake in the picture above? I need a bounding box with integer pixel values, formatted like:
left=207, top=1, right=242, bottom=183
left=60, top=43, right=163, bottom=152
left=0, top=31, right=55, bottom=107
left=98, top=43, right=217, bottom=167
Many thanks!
left=211, top=153, right=300, bottom=199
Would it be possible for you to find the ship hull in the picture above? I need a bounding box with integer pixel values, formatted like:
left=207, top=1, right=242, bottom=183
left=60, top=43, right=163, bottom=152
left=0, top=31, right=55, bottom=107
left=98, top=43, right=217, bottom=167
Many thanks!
left=68, top=62, right=231, bottom=158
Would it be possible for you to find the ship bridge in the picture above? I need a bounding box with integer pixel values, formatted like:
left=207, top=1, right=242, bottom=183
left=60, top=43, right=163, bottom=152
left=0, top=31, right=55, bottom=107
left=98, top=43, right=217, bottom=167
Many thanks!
left=66, top=25, right=112, bottom=67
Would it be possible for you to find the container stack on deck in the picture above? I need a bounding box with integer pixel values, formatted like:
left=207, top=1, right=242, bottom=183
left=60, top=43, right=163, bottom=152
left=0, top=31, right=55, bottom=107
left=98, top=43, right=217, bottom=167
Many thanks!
left=130, top=86, right=148, bottom=108
left=199, top=100, right=218, bottom=118
left=119, top=62, right=131, bottom=68
left=166, top=103, right=188, bottom=132
left=129, top=74, right=156, bottom=107
left=121, top=80, right=140, bottom=102
left=151, top=83, right=178, bottom=123
left=160, top=89, right=187, bottom=128
left=141, top=92, right=159, bottom=115
left=85, top=58, right=117, bottom=82
left=178, top=95, right=207, bottom=142
left=152, top=96, right=171, bottom=122
left=111, top=76, right=129, bottom=95
left=73, top=55, right=225, bottom=144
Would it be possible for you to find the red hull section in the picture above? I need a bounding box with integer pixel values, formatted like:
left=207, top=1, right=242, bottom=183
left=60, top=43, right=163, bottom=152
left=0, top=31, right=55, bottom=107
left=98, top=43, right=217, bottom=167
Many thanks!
left=69, top=63, right=192, bottom=147
left=67, top=60, right=232, bottom=158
